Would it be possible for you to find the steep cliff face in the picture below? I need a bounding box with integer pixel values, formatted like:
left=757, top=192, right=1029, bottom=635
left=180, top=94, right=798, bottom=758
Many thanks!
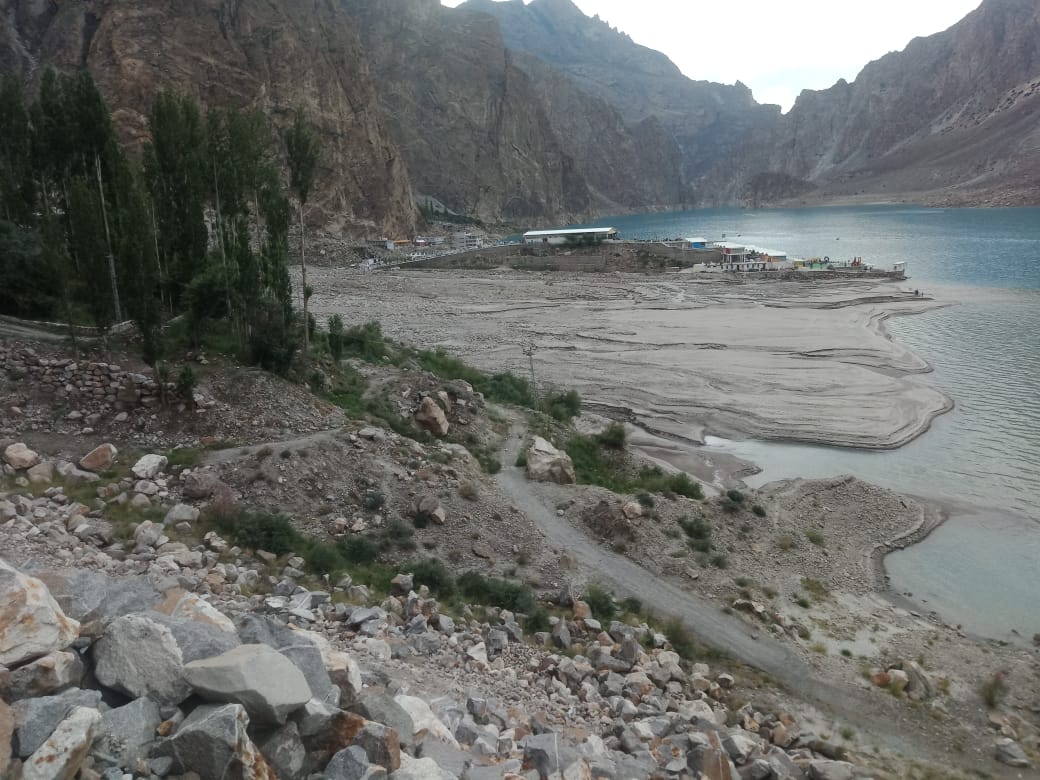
left=340, top=0, right=592, bottom=223
left=705, top=0, right=1040, bottom=206
left=510, top=51, right=688, bottom=213
left=461, top=0, right=781, bottom=185
left=0, top=0, right=417, bottom=235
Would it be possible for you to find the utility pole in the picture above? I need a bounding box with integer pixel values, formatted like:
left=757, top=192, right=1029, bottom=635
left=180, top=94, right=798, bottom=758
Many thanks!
left=522, top=341, right=537, bottom=396
left=95, top=155, right=123, bottom=323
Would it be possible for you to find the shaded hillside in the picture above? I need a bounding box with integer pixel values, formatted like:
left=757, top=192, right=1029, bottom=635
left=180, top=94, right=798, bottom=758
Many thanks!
left=510, top=51, right=689, bottom=213
left=703, top=0, right=1040, bottom=206
left=461, top=0, right=781, bottom=184
left=340, top=0, right=590, bottom=223
left=0, top=0, right=417, bottom=235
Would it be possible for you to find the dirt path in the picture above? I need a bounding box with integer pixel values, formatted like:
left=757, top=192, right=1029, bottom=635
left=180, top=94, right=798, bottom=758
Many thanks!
left=493, top=422, right=1013, bottom=775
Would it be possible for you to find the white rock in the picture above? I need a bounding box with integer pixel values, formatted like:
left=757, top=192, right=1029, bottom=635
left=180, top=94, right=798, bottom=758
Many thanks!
left=525, top=437, right=576, bottom=484
left=0, top=559, right=79, bottom=667
left=22, top=705, right=100, bottom=780
left=164, top=503, right=200, bottom=526
left=394, top=694, right=460, bottom=748
left=131, top=454, right=168, bottom=480
left=3, top=443, right=40, bottom=470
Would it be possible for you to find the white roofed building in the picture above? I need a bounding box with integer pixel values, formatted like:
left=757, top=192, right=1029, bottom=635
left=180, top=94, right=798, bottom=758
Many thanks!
left=523, top=227, right=618, bottom=245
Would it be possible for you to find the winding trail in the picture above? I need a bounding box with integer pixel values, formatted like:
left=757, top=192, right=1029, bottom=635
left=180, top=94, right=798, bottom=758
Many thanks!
left=493, top=423, right=1008, bottom=773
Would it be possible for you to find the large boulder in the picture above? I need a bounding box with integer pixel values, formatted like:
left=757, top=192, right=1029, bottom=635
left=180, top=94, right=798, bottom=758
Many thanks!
left=11, top=689, right=101, bottom=758
left=259, top=721, right=307, bottom=780
left=26, top=462, right=53, bottom=484
left=347, top=692, right=415, bottom=748
left=22, top=705, right=100, bottom=780
left=0, top=559, right=79, bottom=667
left=526, top=437, right=576, bottom=484
left=91, top=696, right=162, bottom=770
left=325, top=744, right=387, bottom=780
left=393, top=695, right=459, bottom=748
left=157, top=703, right=276, bottom=779
left=182, top=470, right=226, bottom=500
left=78, top=443, right=117, bottom=472
left=93, top=614, right=191, bottom=705
left=153, top=588, right=237, bottom=634
left=413, top=397, right=449, bottom=437
left=131, top=453, right=168, bottom=479
left=236, top=615, right=339, bottom=707
left=35, top=570, right=160, bottom=636
left=184, top=644, right=312, bottom=725
left=164, top=503, right=200, bottom=526
left=3, top=442, right=39, bottom=470
left=994, top=738, right=1031, bottom=768
left=0, top=649, right=83, bottom=701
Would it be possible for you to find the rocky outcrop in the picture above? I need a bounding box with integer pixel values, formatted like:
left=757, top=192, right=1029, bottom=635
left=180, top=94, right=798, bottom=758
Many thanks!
left=461, top=0, right=780, bottom=186
left=0, top=560, right=79, bottom=668
left=341, top=0, right=590, bottom=223
left=703, top=0, right=1040, bottom=206
left=525, top=436, right=576, bottom=484
left=0, top=0, right=417, bottom=235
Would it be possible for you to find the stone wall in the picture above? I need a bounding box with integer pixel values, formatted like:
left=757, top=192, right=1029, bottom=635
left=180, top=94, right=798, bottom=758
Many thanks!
left=0, top=345, right=168, bottom=418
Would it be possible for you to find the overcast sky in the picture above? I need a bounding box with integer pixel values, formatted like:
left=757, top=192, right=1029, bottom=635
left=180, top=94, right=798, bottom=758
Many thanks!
left=441, top=0, right=982, bottom=111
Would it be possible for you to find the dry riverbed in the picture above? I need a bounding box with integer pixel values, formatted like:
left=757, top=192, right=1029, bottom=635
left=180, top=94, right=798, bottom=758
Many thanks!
left=308, top=267, right=952, bottom=450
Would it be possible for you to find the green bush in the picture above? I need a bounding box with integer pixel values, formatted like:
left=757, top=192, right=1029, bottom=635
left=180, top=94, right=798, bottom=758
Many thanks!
left=339, top=535, right=381, bottom=564
left=541, top=389, right=582, bottom=422
left=752, top=504, right=767, bottom=517
left=597, top=422, right=627, bottom=450
left=806, top=529, right=825, bottom=547
left=514, top=450, right=528, bottom=467
left=232, top=511, right=300, bottom=555
left=710, top=553, right=729, bottom=569
left=457, top=571, right=535, bottom=613
left=524, top=607, right=551, bottom=633
left=342, top=320, right=387, bottom=361
left=176, top=364, right=197, bottom=401
left=678, top=516, right=711, bottom=540
left=328, top=314, right=345, bottom=361
left=979, top=673, right=1008, bottom=708
left=620, top=596, right=643, bottom=616
left=477, top=455, right=501, bottom=475
left=364, top=491, right=386, bottom=511
left=726, top=489, right=745, bottom=504
left=583, top=583, right=617, bottom=620
left=407, top=558, right=456, bottom=597
left=661, top=617, right=698, bottom=661
left=303, top=541, right=347, bottom=575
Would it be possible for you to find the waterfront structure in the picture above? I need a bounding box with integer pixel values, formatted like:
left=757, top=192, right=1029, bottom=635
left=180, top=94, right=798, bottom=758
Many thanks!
left=523, top=227, right=619, bottom=245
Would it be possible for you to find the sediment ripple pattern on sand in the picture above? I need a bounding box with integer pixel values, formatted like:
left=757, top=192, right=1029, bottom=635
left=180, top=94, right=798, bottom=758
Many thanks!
left=309, top=269, right=951, bottom=449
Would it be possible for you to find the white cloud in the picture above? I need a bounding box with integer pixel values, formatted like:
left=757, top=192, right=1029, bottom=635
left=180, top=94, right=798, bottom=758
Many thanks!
left=441, top=0, right=982, bottom=111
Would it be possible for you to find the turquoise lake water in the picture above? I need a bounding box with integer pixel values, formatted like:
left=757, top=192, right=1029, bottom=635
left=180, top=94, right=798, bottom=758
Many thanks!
left=579, top=206, right=1040, bottom=640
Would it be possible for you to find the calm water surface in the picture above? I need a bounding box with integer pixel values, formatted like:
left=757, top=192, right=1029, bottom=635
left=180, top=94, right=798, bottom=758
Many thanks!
left=579, top=206, right=1040, bottom=639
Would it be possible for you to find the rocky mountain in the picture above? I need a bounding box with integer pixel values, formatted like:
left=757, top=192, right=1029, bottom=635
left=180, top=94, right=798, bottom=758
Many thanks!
left=0, top=0, right=417, bottom=235
left=460, top=0, right=782, bottom=185
left=703, top=0, right=1040, bottom=206
left=340, top=0, right=591, bottom=223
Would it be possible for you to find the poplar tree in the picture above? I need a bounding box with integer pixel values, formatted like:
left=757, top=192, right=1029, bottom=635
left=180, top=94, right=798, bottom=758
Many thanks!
left=284, top=109, right=320, bottom=355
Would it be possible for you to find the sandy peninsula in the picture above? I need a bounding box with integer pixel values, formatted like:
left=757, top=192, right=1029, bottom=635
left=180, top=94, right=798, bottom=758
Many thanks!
left=308, top=268, right=952, bottom=450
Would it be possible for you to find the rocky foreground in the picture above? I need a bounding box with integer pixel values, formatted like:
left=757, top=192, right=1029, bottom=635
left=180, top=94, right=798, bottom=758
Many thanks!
left=1, top=336, right=1037, bottom=779
left=1, top=440, right=900, bottom=780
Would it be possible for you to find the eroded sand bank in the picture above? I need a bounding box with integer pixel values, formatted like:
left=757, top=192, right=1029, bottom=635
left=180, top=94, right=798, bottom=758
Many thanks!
left=309, top=269, right=951, bottom=449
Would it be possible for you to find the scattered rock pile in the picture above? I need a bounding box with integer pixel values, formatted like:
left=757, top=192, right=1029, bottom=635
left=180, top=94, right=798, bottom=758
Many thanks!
left=0, top=554, right=893, bottom=780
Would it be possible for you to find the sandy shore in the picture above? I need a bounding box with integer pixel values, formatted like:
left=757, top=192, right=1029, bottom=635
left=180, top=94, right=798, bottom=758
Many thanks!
left=308, top=268, right=951, bottom=450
